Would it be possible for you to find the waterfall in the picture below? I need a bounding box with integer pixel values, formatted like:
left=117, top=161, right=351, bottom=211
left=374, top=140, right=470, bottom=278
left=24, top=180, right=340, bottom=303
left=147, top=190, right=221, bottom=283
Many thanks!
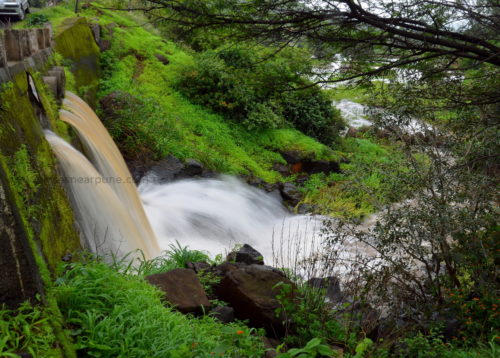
left=46, top=92, right=375, bottom=276
left=46, top=92, right=159, bottom=259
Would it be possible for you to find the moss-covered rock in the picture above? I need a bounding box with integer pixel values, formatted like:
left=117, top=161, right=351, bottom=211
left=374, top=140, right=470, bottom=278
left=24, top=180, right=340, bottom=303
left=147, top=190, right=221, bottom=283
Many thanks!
left=54, top=17, right=100, bottom=107
left=0, top=72, right=81, bottom=275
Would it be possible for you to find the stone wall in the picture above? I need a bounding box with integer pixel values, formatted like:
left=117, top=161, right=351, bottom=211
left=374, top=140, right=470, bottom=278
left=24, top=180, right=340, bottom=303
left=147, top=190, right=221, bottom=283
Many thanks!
left=0, top=24, right=54, bottom=83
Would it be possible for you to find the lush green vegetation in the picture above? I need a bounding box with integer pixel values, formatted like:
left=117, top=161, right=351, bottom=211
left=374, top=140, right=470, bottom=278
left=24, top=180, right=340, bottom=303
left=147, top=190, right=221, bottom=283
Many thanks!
left=4, top=1, right=497, bottom=357
left=53, top=258, right=265, bottom=358
left=0, top=302, right=60, bottom=357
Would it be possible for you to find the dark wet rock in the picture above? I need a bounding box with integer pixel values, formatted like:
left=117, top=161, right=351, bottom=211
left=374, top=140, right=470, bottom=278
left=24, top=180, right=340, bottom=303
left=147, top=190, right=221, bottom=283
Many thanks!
left=99, top=39, right=111, bottom=52
left=145, top=268, right=211, bottom=314
left=141, top=155, right=208, bottom=184
left=280, top=182, right=303, bottom=207
left=182, top=158, right=204, bottom=177
left=297, top=203, right=316, bottom=214
left=267, top=189, right=283, bottom=203
left=280, top=150, right=341, bottom=176
left=214, top=264, right=294, bottom=337
left=303, top=160, right=341, bottom=175
left=272, top=163, right=290, bottom=176
left=210, top=306, right=235, bottom=323
left=143, top=155, right=183, bottom=184
left=227, top=244, right=264, bottom=265
left=211, top=262, right=245, bottom=277
left=280, top=150, right=303, bottom=164
left=307, top=276, right=342, bottom=302
left=186, top=261, right=211, bottom=273
left=346, top=127, right=358, bottom=138
left=154, top=53, right=170, bottom=65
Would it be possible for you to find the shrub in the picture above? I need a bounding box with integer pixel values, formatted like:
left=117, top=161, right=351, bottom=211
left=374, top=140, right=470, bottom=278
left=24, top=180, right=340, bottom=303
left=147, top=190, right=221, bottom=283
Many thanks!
left=281, top=88, right=345, bottom=144
left=26, top=13, right=49, bottom=27
left=177, top=46, right=344, bottom=140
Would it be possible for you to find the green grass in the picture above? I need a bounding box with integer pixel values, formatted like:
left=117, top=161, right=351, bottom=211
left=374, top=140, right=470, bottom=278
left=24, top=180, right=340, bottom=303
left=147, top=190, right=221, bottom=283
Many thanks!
left=53, top=259, right=265, bottom=358
left=300, top=136, right=410, bottom=218
left=89, top=5, right=338, bottom=183
left=0, top=302, right=61, bottom=357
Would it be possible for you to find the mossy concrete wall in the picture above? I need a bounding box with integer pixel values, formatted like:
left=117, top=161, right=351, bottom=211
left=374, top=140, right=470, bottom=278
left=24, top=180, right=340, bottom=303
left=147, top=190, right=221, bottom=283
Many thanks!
left=0, top=71, right=81, bottom=304
left=54, top=17, right=100, bottom=107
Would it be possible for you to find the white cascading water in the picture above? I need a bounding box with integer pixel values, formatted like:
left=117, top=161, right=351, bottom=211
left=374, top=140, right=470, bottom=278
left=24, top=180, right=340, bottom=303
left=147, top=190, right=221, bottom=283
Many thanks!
left=139, top=177, right=327, bottom=266
left=139, top=177, right=378, bottom=276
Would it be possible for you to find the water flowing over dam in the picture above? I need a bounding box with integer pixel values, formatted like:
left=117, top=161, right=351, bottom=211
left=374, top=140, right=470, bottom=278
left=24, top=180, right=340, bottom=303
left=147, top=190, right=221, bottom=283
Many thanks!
left=46, top=92, right=159, bottom=259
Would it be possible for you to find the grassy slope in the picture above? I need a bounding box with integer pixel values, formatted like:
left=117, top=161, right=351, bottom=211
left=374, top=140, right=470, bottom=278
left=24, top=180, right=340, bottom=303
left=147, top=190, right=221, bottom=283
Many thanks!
left=33, top=2, right=409, bottom=218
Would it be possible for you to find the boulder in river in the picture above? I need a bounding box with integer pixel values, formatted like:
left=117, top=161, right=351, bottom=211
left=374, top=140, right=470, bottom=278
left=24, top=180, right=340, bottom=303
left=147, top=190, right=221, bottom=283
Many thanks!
left=227, top=244, right=264, bottom=265
left=280, top=182, right=303, bottom=207
left=215, top=264, right=294, bottom=337
left=145, top=268, right=211, bottom=314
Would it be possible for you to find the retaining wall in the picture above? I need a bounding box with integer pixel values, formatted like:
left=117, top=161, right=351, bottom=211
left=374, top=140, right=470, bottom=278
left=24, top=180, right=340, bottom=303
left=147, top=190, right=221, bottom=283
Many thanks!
left=0, top=24, right=54, bottom=83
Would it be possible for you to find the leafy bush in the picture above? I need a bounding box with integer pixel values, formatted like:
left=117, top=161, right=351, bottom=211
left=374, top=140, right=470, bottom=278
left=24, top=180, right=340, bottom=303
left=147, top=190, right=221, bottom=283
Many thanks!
left=274, top=282, right=348, bottom=348
left=276, top=338, right=336, bottom=358
left=53, top=260, right=265, bottom=357
left=26, top=13, right=49, bottom=27
left=281, top=88, right=345, bottom=144
left=177, top=46, right=345, bottom=141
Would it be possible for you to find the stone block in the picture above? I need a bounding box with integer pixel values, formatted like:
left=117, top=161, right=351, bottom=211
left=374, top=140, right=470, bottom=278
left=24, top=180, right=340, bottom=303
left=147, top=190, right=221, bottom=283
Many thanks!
left=36, top=28, right=46, bottom=50
left=47, top=66, right=66, bottom=100
left=43, top=76, right=58, bottom=98
left=145, top=268, right=211, bottom=314
left=0, top=36, right=7, bottom=67
left=90, top=22, right=101, bottom=44
left=28, top=29, right=39, bottom=54
left=0, top=68, right=11, bottom=83
left=20, top=30, right=32, bottom=58
left=43, top=25, right=53, bottom=49
left=4, top=30, right=24, bottom=62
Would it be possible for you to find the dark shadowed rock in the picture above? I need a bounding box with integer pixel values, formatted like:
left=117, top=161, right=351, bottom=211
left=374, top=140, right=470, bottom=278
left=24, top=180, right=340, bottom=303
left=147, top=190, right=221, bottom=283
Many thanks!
left=280, top=150, right=341, bottom=176
left=186, top=261, right=211, bottom=273
left=141, top=156, right=207, bottom=184
left=210, top=306, right=235, bottom=323
left=99, top=39, right=111, bottom=52
left=143, top=155, right=184, bottom=183
left=227, top=244, right=264, bottom=265
left=214, top=264, right=294, bottom=337
left=272, top=163, right=290, bottom=176
left=154, top=53, right=170, bottom=65
left=211, top=262, right=245, bottom=277
left=303, top=160, right=341, bottom=175
left=338, top=301, right=380, bottom=339
left=297, top=203, right=316, bottom=214
left=307, top=276, right=342, bottom=302
left=145, top=268, right=210, bottom=314
left=280, top=150, right=303, bottom=164
left=182, top=159, right=204, bottom=177
left=280, top=182, right=303, bottom=207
